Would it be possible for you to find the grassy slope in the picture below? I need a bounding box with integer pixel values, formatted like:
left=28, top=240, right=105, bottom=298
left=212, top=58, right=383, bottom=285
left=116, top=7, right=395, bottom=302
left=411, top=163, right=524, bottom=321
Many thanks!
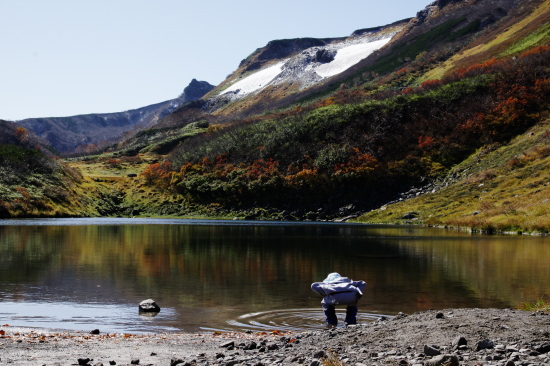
left=357, top=118, right=550, bottom=234
left=0, top=121, right=93, bottom=218
left=422, top=0, right=550, bottom=81
left=354, top=1, right=550, bottom=234
left=67, top=153, right=232, bottom=219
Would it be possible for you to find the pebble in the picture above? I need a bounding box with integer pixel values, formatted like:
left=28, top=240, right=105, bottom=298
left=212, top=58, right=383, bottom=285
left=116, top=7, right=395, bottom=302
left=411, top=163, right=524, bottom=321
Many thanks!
left=424, top=344, right=441, bottom=356
left=452, top=336, right=468, bottom=348
left=425, top=354, right=459, bottom=366
left=475, top=339, right=495, bottom=351
left=313, top=350, right=325, bottom=358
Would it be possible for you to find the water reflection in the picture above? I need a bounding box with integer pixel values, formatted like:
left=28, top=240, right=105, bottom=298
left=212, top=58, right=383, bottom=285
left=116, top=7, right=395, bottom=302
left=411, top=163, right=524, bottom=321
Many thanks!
left=0, top=219, right=548, bottom=333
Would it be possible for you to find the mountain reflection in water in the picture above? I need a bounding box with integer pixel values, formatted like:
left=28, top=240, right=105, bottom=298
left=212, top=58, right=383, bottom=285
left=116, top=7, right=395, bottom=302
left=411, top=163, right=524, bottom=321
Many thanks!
left=0, top=219, right=548, bottom=333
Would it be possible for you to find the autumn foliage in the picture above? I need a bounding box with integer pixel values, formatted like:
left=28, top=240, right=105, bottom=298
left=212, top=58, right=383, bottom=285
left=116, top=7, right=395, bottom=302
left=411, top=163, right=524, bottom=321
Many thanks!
left=15, top=127, right=29, bottom=143
left=141, top=46, right=550, bottom=211
left=140, top=162, right=173, bottom=189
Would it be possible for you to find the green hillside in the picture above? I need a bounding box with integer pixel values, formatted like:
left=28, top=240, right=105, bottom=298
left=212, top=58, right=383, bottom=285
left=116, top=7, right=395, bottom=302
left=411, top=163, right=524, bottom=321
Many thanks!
left=0, top=121, right=91, bottom=218
left=357, top=117, right=550, bottom=234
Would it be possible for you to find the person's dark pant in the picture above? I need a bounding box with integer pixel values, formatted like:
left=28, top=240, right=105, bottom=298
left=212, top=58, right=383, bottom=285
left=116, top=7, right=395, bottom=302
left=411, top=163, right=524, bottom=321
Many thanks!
left=323, top=304, right=358, bottom=326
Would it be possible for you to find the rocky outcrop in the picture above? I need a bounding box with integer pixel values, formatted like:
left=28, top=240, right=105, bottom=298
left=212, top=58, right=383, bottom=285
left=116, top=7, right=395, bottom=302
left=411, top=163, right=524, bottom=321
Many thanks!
left=240, top=37, right=343, bottom=73
left=416, top=4, right=439, bottom=23
left=180, top=79, right=215, bottom=102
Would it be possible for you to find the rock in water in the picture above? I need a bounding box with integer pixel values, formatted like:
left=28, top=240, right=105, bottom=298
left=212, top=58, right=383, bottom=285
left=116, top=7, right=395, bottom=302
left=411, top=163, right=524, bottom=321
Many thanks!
left=138, top=299, right=160, bottom=312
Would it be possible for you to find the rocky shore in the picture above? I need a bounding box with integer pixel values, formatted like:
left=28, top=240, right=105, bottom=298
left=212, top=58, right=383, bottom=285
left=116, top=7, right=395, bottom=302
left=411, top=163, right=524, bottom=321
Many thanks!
left=1, top=308, right=549, bottom=366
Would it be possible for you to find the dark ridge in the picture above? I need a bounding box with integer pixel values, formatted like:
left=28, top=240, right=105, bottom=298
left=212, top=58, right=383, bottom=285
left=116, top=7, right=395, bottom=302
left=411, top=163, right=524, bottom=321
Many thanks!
left=351, top=18, right=413, bottom=37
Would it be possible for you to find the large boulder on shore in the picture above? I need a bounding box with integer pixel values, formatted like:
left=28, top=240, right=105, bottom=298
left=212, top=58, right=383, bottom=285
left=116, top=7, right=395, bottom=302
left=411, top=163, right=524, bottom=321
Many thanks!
left=138, top=299, right=161, bottom=312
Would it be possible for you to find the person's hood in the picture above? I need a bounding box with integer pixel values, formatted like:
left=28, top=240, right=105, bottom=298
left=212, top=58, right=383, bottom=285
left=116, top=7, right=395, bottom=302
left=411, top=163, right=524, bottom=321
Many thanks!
left=323, top=272, right=345, bottom=283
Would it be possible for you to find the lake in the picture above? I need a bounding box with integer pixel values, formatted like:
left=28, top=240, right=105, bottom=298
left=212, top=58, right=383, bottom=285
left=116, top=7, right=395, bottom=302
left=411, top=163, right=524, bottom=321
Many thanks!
left=0, top=218, right=548, bottom=333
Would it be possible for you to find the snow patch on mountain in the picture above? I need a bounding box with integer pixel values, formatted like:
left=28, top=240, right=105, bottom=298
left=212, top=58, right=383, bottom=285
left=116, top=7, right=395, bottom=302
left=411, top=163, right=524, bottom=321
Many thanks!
left=207, top=32, right=398, bottom=113
left=315, top=38, right=392, bottom=78
left=222, top=61, right=285, bottom=97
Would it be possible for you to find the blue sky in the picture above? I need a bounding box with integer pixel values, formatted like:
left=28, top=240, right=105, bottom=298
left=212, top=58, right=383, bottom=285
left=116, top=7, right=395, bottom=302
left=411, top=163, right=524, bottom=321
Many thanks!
left=0, top=0, right=429, bottom=121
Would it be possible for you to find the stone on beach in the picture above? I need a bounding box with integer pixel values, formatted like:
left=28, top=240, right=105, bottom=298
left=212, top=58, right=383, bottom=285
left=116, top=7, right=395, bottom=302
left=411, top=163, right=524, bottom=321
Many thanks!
left=425, top=354, right=459, bottom=366
left=452, top=336, right=468, bottom=349
left=474, top=339, right=494, bottom=351
left=424, top=344, right=441, bottom=356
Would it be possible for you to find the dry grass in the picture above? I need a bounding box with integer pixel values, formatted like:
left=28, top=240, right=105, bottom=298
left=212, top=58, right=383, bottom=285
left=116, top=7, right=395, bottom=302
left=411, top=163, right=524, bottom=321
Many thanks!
left=518, top=298, right=550, bottom=312
left=323, top=350, right=343, bottom=366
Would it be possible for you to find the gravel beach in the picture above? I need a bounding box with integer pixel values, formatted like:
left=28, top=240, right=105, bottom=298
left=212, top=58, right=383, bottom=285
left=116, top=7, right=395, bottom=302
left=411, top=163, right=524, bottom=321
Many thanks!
left=1, top=308, right=549, bottom=366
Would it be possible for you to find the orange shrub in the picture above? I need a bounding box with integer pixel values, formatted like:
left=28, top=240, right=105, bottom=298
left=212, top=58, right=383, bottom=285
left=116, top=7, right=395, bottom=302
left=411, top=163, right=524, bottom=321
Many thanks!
left=420, top=79, right=443, bottom=91
left=452, top=57, right=502, bottom=79
left=418, top=136, right=436, bottom=149
left=140, top=162, right=174, bottom=188
left=15, top=127, right=29, bottom=143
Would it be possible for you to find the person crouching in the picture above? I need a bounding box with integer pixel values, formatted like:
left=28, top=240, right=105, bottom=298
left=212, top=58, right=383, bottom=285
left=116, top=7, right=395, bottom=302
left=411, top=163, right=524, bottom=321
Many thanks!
left=311, top=272, right=367, bottom=327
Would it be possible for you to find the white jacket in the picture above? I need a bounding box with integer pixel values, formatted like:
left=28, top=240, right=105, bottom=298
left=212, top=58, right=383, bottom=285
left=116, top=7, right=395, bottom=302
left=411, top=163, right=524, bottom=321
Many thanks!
left=311, top=277, right=367, bottom=306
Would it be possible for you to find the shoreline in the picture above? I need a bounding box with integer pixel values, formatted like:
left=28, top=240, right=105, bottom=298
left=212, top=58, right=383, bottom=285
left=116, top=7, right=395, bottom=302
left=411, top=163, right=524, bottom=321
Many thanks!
left=1, top=308, right=549, bottom=366
left=3, top=214, right=549, bottom=237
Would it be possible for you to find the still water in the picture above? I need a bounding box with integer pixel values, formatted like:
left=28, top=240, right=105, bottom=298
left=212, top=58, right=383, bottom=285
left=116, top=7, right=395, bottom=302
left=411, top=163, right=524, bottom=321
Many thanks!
left=0, top=218, right=548, bottom=333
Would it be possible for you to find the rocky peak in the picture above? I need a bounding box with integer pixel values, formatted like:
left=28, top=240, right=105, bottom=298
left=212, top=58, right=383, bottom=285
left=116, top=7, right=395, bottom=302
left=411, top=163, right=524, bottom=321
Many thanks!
left=416, top=3, right=439, bottom=23
left=181, top=79, right=215, bottom=101
left=415, top=0, right=467, bottom=23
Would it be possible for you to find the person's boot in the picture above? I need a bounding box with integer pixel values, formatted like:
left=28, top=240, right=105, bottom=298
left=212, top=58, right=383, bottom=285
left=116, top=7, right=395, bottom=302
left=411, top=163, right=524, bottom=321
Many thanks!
left=324, top=305, right=338, bottom=327
left=344, top=305, right=358, bottom=325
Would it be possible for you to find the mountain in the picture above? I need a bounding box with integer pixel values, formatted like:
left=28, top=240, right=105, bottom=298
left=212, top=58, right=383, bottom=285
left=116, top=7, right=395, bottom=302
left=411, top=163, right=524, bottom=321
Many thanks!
left=3, top=0, right=550, bottom=233
left=201, top=20, right=409, bottom=116
left=129, top=0, right=549, bottom=227
left=157, top=0, right=529, bottom=128
left=17, top=79, right=214, bottom=153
